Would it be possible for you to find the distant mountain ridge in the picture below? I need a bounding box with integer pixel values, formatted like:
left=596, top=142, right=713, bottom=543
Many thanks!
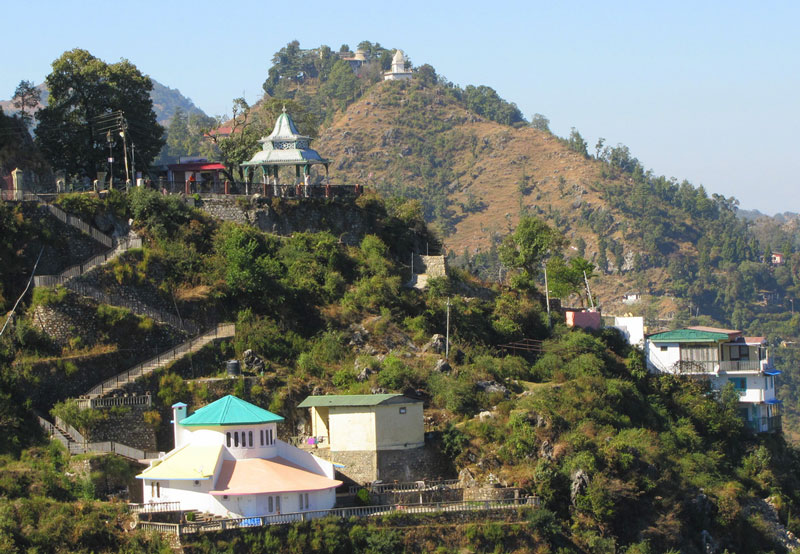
left=0, top=79, right=207, bottom=125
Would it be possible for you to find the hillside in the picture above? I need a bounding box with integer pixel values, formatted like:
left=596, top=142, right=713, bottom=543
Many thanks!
left=0, top=79, right=207, bottom=125
left=3, top=191, right=800, bottom=552
left=312, top=80, right=718, bottom=320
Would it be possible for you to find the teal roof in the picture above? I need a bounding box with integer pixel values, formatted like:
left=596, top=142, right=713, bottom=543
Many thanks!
left=180, top=395, right=284, bottom=426
left=297, top=394, right=419, bottom=408
left=648, top=329, right=730, bottom=343
left=241, top=108, right=328, bottom=167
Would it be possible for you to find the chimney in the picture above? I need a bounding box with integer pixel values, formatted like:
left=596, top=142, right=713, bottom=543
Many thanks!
left=172, top=402, right=188, bottom=448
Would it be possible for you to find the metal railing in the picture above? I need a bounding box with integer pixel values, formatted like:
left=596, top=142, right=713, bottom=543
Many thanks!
left=85, top=323, right=235, bottom=398
left=150, top=180, right=364, bottom=200
left=41, top=202, right=114, bottom=247
left=54, top=415, right=86, bottom=444
left=33, top=235, right=143, bottom=288
left=58, top=280, right=195, bottom=333
left=745, top=416, right=782, bottom=433
left=719, top=359, right=769, bottom=372
left=137, top=496, right=540, bottom=536
left=75, top=394, right=152, bottom=410
left=349, top=479, right=461, bottom=495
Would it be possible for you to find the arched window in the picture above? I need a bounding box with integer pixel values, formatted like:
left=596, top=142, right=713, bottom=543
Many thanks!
left=226, top=432, right=231, bottom=447
left=248, top=431, right=253, bottom=447
left=234, top=432, right=239, bottom=447
left=260, top=429, right=264, bottom=446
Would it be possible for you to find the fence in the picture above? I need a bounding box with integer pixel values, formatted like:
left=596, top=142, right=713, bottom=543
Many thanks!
left=55, top=415, right=86, bottom=444
left=136, top=496, right=541, bottom=536
left=349, top=479, right=461, bottom=495
left=152, top=180, right=364, bottom=200
left=85, top=323, right=235, bottom=397
left=40, top=202, right=114, bottom=247
left=75, top=394, right=152, bottom=410
left=33, top=235, right=142, bottom=288
left=129, top=502, right=181, bottom=515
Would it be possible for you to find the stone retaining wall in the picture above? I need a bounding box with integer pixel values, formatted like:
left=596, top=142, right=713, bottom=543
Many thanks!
left=87, top=404, right=158, bottom=451
left=320, top=443, right=454, bottom=486
left=197, top=197, right=372, bottom=246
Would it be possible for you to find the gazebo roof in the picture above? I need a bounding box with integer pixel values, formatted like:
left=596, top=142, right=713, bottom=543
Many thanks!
left=241, top=108, right=328, bottom=167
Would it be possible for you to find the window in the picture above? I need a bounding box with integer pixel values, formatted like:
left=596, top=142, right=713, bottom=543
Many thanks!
left=660, top=346, right=668, bottom=352
left=248, top=431, right=253, bottom=447
left=260, top=429, right=264, bottom=446
left=276, top=496, right=281, bottom=513
left=194, top=480, right=200, bottom=486
left=234, top=432, right=239, bottom=447
left=399, top=407, right=407, bottom=414
left=155, top=482, right=160, bottom=498
left=299, top=494, right=303, bottom=510
left=305, top=493, right=309, bottom=509
left=730, top=377, right=746, bottom=393
left=268, top=497, right=273, bottom=512
left=226, top=432, right=231, bottom=447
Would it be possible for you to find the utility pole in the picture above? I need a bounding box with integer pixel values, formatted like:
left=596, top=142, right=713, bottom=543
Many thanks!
left=120, top=127, right=130, bottom=187
left=445, top=298, right=451, bottom=359
left=583, top=270, right=595, bottom=309
left=130, top=142, right=136, bottom=185
left=106, top=131, right=115, bottom=189
left=543, top=262, right=551, bottom=328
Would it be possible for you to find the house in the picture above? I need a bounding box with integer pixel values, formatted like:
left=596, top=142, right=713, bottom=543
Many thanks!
left=565, top=308, right=602, bottom=330
left=771, top=252, right=785, bottom=265
left=622, top=293, right=641, bottom=304
left=644, top=326, right=781, bottom=432
left=611, top=316, right=645, bottom=347
left=296, top=394, right=425, bottom=483
left=137, top=395, right=341, bottom=518
left=383, top=50, right=412, bottom=81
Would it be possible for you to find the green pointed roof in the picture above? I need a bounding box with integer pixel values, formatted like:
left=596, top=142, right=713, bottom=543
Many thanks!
left=241, top=108, right=328, bottom=167
left=648, top=328, right=730, bottom=343
left=180, top=395, right=284, bottom=426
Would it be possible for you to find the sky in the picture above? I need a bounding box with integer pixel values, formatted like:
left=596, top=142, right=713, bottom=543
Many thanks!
left=2, top=0, right=798, bottom=215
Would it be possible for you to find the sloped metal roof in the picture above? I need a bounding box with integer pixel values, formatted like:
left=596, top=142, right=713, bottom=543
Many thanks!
left=648, top=328, right=731, bottom=343
left=297, top=394, right=420, bottom=408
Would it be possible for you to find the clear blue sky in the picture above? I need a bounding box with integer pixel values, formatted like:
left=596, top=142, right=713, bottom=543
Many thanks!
left=3, top=1, right=798, bottom=214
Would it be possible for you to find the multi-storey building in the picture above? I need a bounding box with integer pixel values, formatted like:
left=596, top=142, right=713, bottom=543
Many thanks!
left=644, top=326, right=781, bottom=432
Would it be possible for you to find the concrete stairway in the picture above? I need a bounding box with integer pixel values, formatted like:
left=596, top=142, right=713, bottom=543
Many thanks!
left=84, top=323, right=235, bottom=398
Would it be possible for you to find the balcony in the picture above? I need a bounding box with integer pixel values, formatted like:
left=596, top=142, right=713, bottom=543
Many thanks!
left=719, top=359, right=771, bottom=373
left=744, top=415, right=781, bottom=433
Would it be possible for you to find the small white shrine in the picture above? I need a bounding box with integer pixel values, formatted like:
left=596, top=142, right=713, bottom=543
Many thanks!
left=384, top=50, right=413, bottom=81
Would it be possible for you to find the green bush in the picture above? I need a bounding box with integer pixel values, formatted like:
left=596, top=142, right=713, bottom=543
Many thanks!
left=377, top=355, right=415, bottom=390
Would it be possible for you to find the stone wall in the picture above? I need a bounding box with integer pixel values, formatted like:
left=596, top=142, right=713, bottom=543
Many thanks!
left=87, top=404, right=158, bottom=451
left=377, top=443, right=455, bottom=482
left=323, top=450, right=378, bottom=486
left=321, top=442, right=454, bottom=486
left=197, top=197, right=373, bottom=246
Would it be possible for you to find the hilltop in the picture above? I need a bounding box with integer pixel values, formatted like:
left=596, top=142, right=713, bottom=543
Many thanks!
left=1, top=78, right=207, bottom=125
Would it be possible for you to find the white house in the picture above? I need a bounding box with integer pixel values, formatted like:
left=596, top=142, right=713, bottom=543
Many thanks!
left=612, top=316, right=645, bottom=347
left=644, top=326, right=781, bottom=433
left=137, top=395, right=341, bottom=518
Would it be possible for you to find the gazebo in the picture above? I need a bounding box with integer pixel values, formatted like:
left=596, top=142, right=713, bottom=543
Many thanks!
left=240, top=108, right=330, bottom=197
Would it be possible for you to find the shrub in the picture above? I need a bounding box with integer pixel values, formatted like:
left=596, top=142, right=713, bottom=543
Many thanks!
left=377, top=355, right=415, bottom=390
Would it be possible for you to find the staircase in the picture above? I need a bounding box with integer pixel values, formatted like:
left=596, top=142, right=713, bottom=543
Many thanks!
left=84, top=323, right=235, bottom=398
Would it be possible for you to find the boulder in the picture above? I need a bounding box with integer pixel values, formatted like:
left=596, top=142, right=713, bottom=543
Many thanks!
left=434, top=359, right=452, bottom=373
left=423, top=334, right=447, bottom=354
left=570, top=469, right=589, bottom=506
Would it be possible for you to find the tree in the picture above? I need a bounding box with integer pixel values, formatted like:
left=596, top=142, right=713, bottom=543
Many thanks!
left=35, top=49, right=164, bottom=178
left=499, top=216, right=566, bottom=290
left=531, top=113, right=550, bottom=132
left=12, top=80, right=40, bottom=124
left=208, top=98, right=262, bottom=180
left=566, top=128, right=588, bottom=157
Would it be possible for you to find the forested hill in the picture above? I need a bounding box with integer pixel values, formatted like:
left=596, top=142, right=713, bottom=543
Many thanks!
left=310, top=77, right=788, bottom=331
left=1, top=79, right=206, bottom=125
